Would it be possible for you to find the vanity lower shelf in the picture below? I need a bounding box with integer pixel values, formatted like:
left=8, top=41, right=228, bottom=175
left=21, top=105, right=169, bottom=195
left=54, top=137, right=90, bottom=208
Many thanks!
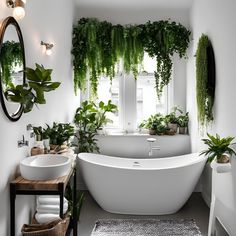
left=10, top=168, right=77, bottom=236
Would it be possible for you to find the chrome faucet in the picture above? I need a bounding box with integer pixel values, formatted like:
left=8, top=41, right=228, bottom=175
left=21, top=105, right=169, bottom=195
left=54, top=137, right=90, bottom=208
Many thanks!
left=18, top=135, right=29, bottom=148
left=147, top=138, right=160, bottom=157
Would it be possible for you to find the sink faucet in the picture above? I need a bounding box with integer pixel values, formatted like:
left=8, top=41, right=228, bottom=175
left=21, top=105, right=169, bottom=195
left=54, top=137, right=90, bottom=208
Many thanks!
left=18, top=135, right=29, bottom=148
left=147, top=138, right=160, bottom=157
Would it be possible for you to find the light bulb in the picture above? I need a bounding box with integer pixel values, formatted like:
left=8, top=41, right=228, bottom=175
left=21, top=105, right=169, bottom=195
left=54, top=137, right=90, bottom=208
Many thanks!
left=13, top=6, right=25, bottom=20
left=45, top=49, right=52, bottom=56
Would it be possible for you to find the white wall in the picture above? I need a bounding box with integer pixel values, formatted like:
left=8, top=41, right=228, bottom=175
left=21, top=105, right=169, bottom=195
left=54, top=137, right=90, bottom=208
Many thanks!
left=0, top=0, right=78, bottom=235
left=75, top=6, right=190, bottom=111
left=187, top=0, right=236, bottom=233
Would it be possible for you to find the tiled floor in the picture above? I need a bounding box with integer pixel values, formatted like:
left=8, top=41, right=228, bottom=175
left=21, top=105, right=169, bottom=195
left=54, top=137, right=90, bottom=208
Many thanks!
left=75, top=191, right=209, bottom=236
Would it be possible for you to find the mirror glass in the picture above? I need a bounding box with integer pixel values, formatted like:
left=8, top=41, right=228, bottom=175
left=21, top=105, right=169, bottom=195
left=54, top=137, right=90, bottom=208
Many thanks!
left=0, top=17, right=25, bottom=121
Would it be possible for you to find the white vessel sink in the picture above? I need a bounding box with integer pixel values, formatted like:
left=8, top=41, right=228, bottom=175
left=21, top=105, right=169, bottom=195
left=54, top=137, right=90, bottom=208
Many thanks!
left=20, top=154, right=72, bottom=181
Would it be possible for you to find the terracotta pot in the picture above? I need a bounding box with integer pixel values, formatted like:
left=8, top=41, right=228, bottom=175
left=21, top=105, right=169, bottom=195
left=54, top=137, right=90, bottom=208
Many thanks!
left=168, top=123, right=178, bottom=133
left=217, top=154, right=230, bottom=163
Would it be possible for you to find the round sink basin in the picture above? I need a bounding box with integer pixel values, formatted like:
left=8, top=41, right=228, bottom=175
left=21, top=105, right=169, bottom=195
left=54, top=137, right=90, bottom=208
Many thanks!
left=20, top=154, right=72, bottom=181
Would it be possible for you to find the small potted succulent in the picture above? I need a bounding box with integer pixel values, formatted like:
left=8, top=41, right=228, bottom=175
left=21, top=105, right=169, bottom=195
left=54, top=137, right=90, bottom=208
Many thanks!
left=200, top=133, right=236, bottom=163
left=177, top=112, right=189, bottom=134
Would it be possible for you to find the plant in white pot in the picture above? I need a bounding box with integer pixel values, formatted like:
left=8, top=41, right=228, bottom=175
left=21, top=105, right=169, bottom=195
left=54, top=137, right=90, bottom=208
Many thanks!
left=177, top=112, right=189, bottom=134
left=200, top=133, right=236, bottom=163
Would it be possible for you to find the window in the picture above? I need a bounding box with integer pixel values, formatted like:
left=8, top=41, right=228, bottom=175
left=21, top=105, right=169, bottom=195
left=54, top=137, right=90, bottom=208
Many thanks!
left=96, top=76, right=120, bottom=127
left=136, top=75, right=168, bottom=126
left=82, top=53, right=171, bottom=132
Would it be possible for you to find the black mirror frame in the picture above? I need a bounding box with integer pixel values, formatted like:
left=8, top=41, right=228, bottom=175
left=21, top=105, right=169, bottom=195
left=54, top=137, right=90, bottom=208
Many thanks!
left=0, top=16, right=26, bottom=122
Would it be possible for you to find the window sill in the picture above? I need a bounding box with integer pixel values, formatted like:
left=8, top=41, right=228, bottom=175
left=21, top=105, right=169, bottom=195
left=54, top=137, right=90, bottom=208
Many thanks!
left=96, top=132, right=189, bottom=137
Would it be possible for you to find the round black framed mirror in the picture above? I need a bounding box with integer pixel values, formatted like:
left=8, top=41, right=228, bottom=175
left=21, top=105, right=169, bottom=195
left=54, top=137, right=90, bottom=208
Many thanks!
left=0, top=16, right=25, bottom=121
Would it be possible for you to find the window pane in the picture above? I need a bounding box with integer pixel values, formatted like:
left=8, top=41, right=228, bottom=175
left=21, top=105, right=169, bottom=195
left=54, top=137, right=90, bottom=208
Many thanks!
left=136, top=75, right=167, bottom=126
left=96, top=76, right=120, bottom=127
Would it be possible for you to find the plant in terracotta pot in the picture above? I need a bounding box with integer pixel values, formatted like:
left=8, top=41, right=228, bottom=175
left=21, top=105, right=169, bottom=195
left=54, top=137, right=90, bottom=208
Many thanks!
left=165, top=106, right=182, bottom=133
left=45, top=122, right=75, bottom=152
left=200, top=133, right=236, bottom=163
left=139, top=113, right=168, bottom=135
left=177, top=112, right=189, bottom=134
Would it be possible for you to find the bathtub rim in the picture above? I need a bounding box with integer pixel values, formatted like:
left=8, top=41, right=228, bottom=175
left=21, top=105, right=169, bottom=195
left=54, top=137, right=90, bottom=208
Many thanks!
left=78, top=152, right=207, bottom=171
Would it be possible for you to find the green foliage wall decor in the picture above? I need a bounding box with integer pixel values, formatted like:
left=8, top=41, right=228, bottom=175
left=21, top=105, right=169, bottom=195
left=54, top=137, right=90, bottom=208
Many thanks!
left=72, top=18, right=191, bottom=97
left=196, top=34, right=216, bottom=127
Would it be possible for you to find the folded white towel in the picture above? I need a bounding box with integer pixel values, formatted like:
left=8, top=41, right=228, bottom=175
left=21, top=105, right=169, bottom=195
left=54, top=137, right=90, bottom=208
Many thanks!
left=36, top=202, right=68, bottom=214
left=37, top=196, right=68, bottom=205
left=35, top=213, right=60, bottom=224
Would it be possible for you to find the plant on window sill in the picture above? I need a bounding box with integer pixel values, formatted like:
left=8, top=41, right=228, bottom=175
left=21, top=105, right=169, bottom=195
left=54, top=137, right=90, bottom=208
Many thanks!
left=5, top=63, right=61, bottom=113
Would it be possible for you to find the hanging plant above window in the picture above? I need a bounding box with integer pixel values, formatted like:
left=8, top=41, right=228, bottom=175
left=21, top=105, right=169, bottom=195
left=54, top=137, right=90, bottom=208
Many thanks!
left=72, top=18, right=191, bottom=97
left=196, top=34, right=216, bottom=128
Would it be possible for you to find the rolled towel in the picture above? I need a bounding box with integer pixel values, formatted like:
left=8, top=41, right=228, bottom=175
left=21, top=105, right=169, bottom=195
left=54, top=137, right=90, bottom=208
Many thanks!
left=37, top=196, right=68, bottom=205
left=36, top=202, right=68, bottom=214
left=35, top=213, right=60, bottom=224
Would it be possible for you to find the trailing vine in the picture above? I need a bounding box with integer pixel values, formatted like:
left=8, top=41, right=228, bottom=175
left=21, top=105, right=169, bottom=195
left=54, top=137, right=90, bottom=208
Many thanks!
left=123, top=25, right=144, bottom=78
left=196, top=34, right=215, bottom=128
left=72, top=18, right=191, bottom=97
left=0, top=40, right=23, bottom=89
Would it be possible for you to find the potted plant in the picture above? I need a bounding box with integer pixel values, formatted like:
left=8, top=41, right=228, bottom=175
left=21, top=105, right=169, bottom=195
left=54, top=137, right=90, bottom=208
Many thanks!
left=139, top=113, right=168, bottom=135
left=45, top=122, right=75, bottom=151
left=74, top=100, right=117, bottom=153
left=177, top=112, right=189, bottom=134
left=165, top=106, right=182, bottom=133
left=200, top=133, right=236, bottom=163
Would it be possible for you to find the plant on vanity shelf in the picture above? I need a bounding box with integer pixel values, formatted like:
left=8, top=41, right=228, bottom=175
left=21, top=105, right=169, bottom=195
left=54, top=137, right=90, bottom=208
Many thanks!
left=200, top=133, right=236, bottom=163
left=44, top=122, right=75, bottom=151
left=5, top=63, right=61, bottom=113
left=74, top=100, right=117, bottom=153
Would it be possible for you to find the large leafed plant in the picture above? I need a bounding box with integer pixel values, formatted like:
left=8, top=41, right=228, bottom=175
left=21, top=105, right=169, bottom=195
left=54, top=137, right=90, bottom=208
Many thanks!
left=5, top=63, right=61, bottom=113
left=74, top=100, right=117, bottom=153
left=72, top=18, right=191, bottom=98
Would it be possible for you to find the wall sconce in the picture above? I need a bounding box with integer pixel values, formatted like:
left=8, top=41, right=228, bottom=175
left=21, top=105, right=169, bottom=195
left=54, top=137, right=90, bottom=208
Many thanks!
left=41, top=41, right=54, bottom=56
left=6, top=0, right=26, bottom=20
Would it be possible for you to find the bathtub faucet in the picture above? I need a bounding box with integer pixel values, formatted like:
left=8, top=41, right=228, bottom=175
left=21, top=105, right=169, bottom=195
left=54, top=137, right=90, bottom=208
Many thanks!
left=147, top=138, right=160, bottom=157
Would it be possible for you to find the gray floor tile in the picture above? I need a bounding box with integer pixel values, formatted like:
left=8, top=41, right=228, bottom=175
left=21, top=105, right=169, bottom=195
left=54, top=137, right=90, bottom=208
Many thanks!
left=74, top=191, right=209, bottom=236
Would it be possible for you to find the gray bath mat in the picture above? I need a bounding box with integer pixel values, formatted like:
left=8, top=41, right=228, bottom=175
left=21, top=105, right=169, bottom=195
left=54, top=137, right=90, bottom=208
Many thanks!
left=91, top=219, right=202, bottom=236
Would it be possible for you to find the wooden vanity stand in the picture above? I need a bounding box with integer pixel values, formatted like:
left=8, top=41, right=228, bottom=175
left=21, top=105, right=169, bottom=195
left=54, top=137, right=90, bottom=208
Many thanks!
left=10, top=168, right=77, bottom=236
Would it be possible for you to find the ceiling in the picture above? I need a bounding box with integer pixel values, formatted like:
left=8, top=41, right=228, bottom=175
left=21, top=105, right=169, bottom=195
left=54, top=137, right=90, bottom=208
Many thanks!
left=75, top=0, right=194, bottom=9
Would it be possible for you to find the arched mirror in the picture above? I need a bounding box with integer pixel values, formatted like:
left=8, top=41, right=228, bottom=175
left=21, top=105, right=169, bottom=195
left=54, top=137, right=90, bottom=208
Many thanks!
left=0, top=16, right=25, bottom=121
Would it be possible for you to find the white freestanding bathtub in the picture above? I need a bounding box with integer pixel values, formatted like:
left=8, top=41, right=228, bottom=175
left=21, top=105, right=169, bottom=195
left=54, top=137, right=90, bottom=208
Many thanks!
left=78, top=152, right=207, bottom=215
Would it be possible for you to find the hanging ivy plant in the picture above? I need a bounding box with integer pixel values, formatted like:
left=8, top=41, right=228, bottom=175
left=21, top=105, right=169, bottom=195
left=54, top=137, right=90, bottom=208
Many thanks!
left=72, top=18, right=191, bottom=97
left=0, top=40, right=23, bottom=89
left=196, top=34, right=216, bottom=127
left=142, top=20, right=190, bottom=98
left=123, top=25, right=144, bottom=78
